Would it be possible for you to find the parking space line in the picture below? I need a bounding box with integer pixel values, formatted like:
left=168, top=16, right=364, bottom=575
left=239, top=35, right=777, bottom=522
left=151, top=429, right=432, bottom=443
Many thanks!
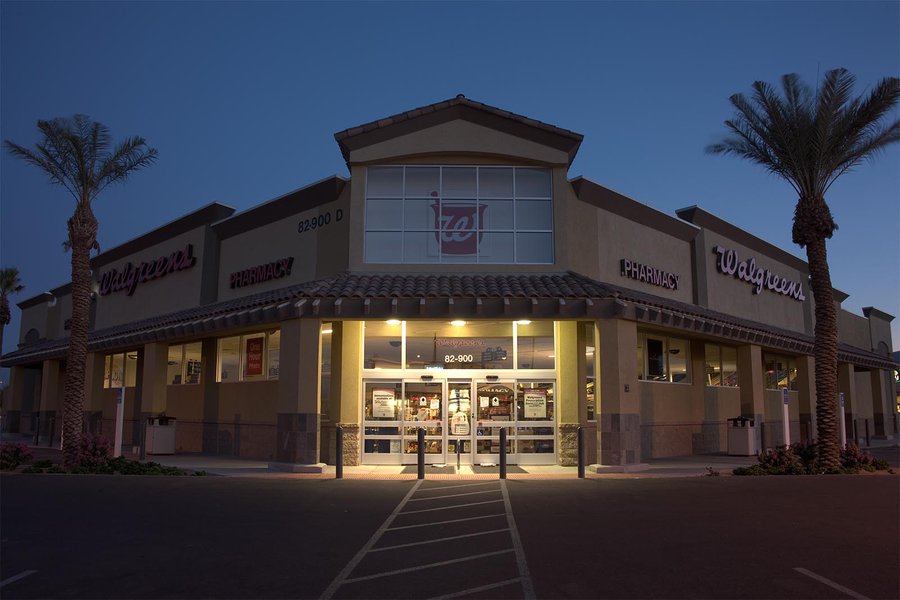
left=408, top=489, right=501, bottom=502
left=319, top=480, right=423, bottom=600
left=387, top=513, right=506, bottom=531
left=400, top=499, right=504, bottom=514
left=427, top=577, right=524, bottom=600
left=342, top=549, right=515, bottom=584
left=371, top=527, right=510, bottom=552
left=422, top=481, right=500, bottom=492
left=794, top=567, right=871, bottom=600
left=501, top=481, right=535, bottom=599
left=0, top=570, right=37, bottom=589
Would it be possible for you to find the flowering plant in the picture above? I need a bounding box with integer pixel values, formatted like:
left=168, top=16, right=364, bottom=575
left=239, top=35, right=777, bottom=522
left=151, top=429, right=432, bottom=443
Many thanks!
left=1, top=441, right=34, bottom=470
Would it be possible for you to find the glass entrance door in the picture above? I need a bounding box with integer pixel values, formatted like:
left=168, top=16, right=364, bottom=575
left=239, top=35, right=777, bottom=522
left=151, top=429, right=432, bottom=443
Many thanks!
left=402, top=381, right=444, bottom=464
left=447, top=381, right=473, bottom=465
left=474, top=381, right=516, bottom=464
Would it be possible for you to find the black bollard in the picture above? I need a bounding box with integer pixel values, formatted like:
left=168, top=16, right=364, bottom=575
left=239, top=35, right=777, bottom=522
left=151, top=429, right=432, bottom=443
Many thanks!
left=577, top=426, right=585, bottom=479
left=417, top=428, right=425, bottom=480
left=456, top=437, right=461, bottom=470
left=336, top=425, right=344, bottom=479
left=499, top=427, right=507, bottom=479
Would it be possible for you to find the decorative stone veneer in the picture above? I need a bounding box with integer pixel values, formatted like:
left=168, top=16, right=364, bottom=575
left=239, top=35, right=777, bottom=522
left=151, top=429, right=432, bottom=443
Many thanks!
left=339, top=423, right=360, bottom=466
left=599, top=413, right=642, bottom=465
left=558, top=423, right=579, bottom=466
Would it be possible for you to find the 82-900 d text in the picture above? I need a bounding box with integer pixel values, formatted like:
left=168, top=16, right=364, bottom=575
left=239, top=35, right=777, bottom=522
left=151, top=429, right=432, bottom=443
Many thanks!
left=298, top=209, right=343, bottom=234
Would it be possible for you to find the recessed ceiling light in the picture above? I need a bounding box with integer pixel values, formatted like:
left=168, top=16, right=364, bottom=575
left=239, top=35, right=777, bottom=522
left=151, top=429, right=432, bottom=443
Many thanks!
left=386, top=319, right=401, bottom=325
left=450, top=320, right=467, bottom=327
left=321, top=329, right=333, bottom=334
left=516, top=320, right=531, bottom=325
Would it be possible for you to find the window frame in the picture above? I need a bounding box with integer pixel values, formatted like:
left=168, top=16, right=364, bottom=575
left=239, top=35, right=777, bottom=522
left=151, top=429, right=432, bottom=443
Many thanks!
left=704, top=343, right=739, bottom=388
left=637, top=332, right=692, bottom=384
left=216, top=330, right=281, bottom=383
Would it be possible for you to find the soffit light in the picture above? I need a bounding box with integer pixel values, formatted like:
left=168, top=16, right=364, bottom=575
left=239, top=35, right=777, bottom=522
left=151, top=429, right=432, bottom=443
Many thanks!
left=516, top=320, right=531, bottom=325
left=321, top=329, right=333, bottom=334
left=450, top=320, right=467, bottom=327
left=386, top=319, right=401, bottom=325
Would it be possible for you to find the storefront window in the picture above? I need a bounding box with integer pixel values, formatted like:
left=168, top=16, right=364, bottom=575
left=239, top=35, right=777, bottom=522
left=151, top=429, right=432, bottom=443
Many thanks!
left=365, top=166, right=553, bottom=264
left=764, top=353, right=798, bottom=390
left=637, top=332, right=691, bottom=383
left=320, top=323, right=332, bottom=422
left=364, top=320, right=403, bottom=369
left=167, top=342, right=202, bottom=385
left=102, top=352, right=138, bottom=388
left=584, top=322, right=596, bottom=421
left=516, top=321, right=554, bottom=369
left=705, top=343, right=738, bottom=387
left=217, top=330, right=280, bottom=383
left=110, top=354, right=124, bottom=388
left=406, top=320, right=513, bottom=370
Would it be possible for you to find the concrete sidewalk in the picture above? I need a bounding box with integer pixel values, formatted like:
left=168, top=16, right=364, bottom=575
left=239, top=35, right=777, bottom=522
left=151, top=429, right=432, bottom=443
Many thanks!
left=5, top=431, right=895, bottom=479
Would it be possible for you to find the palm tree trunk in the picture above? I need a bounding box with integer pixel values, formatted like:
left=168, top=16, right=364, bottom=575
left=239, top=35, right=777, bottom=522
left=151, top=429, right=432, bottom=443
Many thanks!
left=805, top=237, right=841, bottom=471
left=61, top=201, right=98, bottom=467
left=0, top=295, right=9, bottom=358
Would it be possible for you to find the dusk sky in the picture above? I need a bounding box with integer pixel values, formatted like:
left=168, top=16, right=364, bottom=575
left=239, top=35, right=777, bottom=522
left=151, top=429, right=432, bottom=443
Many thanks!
left=1, top=0, right=898, bottom=371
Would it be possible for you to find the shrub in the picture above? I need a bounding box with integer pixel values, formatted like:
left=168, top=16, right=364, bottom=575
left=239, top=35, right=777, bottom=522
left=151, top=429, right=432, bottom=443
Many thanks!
left=75, top=433, right=113, bottom=471
left=840, top=442, right=890, bottom=473
left=1, top=442, right=34, bottom=471
left=734, top=440, right=892, bottom=475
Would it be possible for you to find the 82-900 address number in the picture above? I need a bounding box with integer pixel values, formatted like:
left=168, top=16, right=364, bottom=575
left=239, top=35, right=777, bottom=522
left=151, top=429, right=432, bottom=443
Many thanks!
left=298, top=209, right=343, bottom=234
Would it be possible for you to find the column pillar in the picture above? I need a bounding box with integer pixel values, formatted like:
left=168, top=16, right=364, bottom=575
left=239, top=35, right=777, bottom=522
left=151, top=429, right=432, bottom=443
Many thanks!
left=737, top=344, right=764, bottom=446
left=271, top=318, right=323, bottom=472
left=593, top=318, right=643, bottom=469
left=139, top=343, right=169, bottom=416
left=83, top=353, right=106, bottom=435
left=796, top=355, right=817, bottom=443
left=331, top=320, right=362, bottom=466
left=870, top=369, right=892, bottom=438
left=838, top=362, right=858, bottom=445
left=39, top=359, right=63, bottom=444
left=200, top=338, right=220, bottom=453
left=3, top=365, right=26, bottom=433
left=556, top=320, right=583, bottom=466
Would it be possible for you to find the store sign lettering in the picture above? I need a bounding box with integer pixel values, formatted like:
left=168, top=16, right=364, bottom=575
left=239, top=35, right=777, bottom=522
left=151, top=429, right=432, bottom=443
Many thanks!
left=230, top=257, right=294, bottom=289
left=432, top=202, right=486, bottom=255
left=713, top=246, right=806, bottom=301
left=98, top=244, right=196, bottom=297
left=620, top=259, right=679, bottom=290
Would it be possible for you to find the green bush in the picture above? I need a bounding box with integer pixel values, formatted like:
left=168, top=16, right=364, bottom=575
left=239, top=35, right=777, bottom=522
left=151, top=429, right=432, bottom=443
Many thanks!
left=1, top=442, right=34, bottom=470
left=734, top=441, right=892, bottom=476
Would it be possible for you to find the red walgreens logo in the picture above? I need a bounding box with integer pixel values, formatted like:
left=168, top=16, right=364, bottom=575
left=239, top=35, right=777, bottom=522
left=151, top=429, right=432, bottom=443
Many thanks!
left=432, top=202, right=486, bottom=255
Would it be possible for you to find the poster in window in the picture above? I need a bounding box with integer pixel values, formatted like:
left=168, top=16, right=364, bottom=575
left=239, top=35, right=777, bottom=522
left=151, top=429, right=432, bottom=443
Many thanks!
left=245, top=337, right=264, bottom=376
left=372, top=389, right=396, bottom=418
left=524, top=390, right=547, bottom=419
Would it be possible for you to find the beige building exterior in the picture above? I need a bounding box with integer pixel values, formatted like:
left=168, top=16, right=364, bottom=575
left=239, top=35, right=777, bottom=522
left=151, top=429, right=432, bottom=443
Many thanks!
left=2, top=96, right=897, bottom=471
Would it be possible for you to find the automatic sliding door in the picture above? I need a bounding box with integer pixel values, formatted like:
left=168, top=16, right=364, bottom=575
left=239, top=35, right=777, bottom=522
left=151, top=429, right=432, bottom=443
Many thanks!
left=448, top=381, right=473, bottom=464
left=362, top=381, right=402, bottom=464
left=516, top=381, right=555, bottom=464
left=402, top=381, right=444, bottom=464
left=474, top=382, right=516, bottom=464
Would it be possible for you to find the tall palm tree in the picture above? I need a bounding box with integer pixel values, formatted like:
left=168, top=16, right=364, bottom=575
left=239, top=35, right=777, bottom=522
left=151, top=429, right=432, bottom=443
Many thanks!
left=5, top=116, right=157, bottom=467
left=0, top=267, right=25, bottom=358
left=707, top=69, right=899, bottom=471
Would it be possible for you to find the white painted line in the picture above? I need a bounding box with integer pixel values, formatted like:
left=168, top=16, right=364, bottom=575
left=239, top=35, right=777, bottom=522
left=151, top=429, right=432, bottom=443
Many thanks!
left=408, top=489, right=502, bottom=502
left=794, top=567, right=871, bottom=600
left=371, top=527, right=510, bottom=552
left=387, top=513, right=507, bottom=531
left=501, top=480, right=535, bottom=600
left=400, top=499, right=504, bottom=514
left=427, top=577, right=523, bottom=600
left=0, top=570, right=37, bottom=589
left=342, top=549, right=515, bottom=584
left=319, top=480, right=423, bottom=600
left=420, top=481, right=500, bottom=492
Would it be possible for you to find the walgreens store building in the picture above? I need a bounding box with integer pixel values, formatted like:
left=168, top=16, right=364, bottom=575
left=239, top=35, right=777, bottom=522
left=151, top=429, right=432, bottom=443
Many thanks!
left=3, top=96, right=897, bottom=471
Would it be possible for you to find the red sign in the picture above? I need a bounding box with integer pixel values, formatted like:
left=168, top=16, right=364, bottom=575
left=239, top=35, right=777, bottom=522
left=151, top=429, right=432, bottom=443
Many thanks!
left=245, top=337, right=264, bottom=376
left=432, top=202, right=486, bottom=255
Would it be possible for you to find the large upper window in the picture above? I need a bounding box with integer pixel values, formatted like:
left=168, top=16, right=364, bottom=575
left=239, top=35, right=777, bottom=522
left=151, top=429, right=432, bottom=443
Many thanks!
left=364, top=166, right=553, bottom=264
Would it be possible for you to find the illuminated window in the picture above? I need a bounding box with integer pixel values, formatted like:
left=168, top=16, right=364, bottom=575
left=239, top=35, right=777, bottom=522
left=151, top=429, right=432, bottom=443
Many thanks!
left=217, top=330, right=280, bottom=383
left=705, top=343, right=738, bottom=387
left=637, top=332, right=691, bottom=383
left=584, top=322, right=596, bottom=421
left=102, top=352, right=138, bottom=388
left=167, top=342, right=202, bottom=385
left=764, top=353, right=798, bottom=390
left=364, top=166, right=553, bottom=264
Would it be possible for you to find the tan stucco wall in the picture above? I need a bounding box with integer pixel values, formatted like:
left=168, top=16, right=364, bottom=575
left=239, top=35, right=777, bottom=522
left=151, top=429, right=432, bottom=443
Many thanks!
left=93, top=226, right=209, bottom=330
left=217, top=189, right=351, bottom=301
left=839, top=310, right=873, bottom=350
left=700, top=230, right=809, bottom=333
left=18, top=303, right=48, bottom=344
left=347, top=120, right=570, bottom=166
left=217, top=381, right=278, bottom=424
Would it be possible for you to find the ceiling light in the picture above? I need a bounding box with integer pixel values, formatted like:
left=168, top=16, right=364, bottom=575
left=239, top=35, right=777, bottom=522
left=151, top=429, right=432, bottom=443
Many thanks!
left=321, top=329, right=333, bottom=334
left=386, top=319, right=401, bottom=325
left=450, top=320, right=467, bottom=327
left=516, top=320, right=531, bottom=325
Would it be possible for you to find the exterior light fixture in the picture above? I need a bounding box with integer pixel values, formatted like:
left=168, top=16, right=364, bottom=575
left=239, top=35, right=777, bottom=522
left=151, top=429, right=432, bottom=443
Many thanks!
left=450, top=320, right=467, bottom=327
left=386, top=319, right=401, bottom=325
left=516, top=320, right=531, bottom=325
left=321, top=328, right=333, bottom=334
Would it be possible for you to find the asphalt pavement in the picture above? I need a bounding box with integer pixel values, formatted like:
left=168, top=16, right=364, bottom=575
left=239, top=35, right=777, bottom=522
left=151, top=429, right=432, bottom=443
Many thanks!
left=1, top=472, right=897, bottom=599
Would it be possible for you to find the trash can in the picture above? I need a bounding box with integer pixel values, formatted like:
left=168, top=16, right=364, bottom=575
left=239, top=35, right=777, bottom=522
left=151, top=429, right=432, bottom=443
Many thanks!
left=146, top=415, right=176, bottom=455
left=726, top=416, right=757, bottom=456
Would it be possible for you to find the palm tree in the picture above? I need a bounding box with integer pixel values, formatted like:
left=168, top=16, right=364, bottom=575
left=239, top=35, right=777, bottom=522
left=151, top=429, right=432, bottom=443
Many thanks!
left=707, top=69, right=899, bottom=471
left=5, top=116, right=157, bottom=467
left=0, top=267, right=25, bottom=358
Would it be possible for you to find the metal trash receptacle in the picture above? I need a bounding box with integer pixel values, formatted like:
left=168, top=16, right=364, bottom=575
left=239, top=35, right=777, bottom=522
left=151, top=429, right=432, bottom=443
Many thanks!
left=146, top=415, right=176, bottom=455
left=726, top=416, right=757, bottom=456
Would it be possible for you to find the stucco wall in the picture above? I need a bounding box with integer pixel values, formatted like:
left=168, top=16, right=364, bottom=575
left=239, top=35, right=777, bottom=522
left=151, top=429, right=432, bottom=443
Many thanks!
left=93, top=226, right=209, bottom=330
left=218, top=188, right=351, bottom=301
left=700, top=229, right=809, bottom=333
left=18, top=304, right=48, bottom=344
left=839, top=310, right=872, bottom=350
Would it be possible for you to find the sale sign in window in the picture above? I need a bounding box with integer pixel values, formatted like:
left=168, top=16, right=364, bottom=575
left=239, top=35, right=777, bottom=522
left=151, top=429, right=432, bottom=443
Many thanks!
left=245, top=337, right=264, bottom=377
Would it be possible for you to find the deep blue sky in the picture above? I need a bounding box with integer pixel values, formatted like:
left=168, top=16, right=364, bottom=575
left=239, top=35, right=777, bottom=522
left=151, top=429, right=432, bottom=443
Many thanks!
left=1, top=0, right=898, bottom=369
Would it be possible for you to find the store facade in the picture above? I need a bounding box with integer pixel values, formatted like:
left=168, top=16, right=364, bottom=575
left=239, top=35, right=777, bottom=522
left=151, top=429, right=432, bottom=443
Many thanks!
left=2, top=96, right=897, bottom=471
